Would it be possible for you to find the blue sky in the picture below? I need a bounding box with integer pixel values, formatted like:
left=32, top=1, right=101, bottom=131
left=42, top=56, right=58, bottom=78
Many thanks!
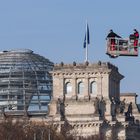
left=0, top=0, right=140, bottom=102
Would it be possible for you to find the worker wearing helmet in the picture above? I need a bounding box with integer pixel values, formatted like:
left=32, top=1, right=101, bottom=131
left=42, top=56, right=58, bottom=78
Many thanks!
left=133, top=29, right=139, bottom=51
left=106, top=29, right=122, bottom=51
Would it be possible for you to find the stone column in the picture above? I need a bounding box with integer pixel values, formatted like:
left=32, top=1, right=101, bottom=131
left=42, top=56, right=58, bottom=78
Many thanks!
left=53, top=75, right=64, bottom=100
left=71, top=78, right=77, bottom=99
left=84, top=77, right=89, bottom=99
left=102, top=74, right=110, bottom=98
left=97, top=75, right=103, bottom=98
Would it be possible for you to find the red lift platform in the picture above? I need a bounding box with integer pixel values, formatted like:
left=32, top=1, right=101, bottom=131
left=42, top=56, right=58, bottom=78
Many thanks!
left=106, top=38, right=140, bottom=58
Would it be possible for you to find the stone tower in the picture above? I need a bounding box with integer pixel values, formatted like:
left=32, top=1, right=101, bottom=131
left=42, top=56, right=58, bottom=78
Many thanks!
left=49, top=61, right=124, bottom=122
left=47, top=61, right=140, bottom=139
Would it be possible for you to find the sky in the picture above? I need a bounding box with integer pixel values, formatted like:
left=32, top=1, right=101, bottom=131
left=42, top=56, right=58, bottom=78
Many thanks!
left=0, top=0, right=140, bottom=102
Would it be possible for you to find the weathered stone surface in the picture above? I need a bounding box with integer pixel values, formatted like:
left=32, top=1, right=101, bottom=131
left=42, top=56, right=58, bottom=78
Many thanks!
left=48, top=62, right=140, bottom=139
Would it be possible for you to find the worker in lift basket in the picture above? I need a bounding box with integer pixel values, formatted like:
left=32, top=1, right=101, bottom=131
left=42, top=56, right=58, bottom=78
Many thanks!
left=133, top=29, right=139, bottom=51
left=106, top=29, right=122, bottom=51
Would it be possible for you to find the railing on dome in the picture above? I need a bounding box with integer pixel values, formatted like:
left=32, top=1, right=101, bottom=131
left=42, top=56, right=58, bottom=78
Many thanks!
left=10, top=49, right=33, bottom=53
left=0, top=49, right=34, bottom=54
left=106, top=38, right=140, bottom=58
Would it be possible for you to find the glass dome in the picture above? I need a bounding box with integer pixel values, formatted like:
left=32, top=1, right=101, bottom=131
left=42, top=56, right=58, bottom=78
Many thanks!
left=0, top=49, right=54, bottom=114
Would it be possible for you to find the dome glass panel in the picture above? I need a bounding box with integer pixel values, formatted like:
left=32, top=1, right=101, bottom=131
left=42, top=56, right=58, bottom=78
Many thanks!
left=0, top=49, right=54, bottom=114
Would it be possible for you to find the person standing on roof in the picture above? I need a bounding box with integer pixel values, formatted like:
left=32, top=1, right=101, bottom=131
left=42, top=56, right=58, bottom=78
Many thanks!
left=133, top=29, right=139, bottom=51
left=106, top=29, right=122, bottom=51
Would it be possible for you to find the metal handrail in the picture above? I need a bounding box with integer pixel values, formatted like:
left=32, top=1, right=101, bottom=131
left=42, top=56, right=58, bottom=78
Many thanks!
left=107, top=38, right=140, bottom=51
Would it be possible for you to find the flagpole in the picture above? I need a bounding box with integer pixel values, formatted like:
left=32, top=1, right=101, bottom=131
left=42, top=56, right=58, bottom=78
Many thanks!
left=85, top=33, right=88, bottom=62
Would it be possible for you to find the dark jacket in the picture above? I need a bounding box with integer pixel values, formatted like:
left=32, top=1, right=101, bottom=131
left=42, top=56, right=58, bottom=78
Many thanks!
left=107, top=31, right=121, bottom=38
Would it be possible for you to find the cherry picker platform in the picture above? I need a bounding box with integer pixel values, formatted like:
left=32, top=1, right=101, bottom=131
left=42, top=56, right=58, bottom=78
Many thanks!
left=106, top=38, right=140, bottom=58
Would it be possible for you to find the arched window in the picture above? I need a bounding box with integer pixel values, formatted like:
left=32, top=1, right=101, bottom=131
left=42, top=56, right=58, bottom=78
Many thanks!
left=90, top=81, right=97, bottom=94
left=78, top=82, right=84, bottom=94
left=65, top=82, right=72, bottom=94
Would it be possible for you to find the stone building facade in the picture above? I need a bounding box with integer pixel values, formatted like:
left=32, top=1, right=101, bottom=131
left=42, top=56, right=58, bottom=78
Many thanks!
left=48, top=61, right=140, bottom=140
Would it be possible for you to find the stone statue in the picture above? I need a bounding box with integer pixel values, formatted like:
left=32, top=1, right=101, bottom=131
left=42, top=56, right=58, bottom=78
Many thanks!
left=120, top=98, right=126, bottom=114
left=56, top=98, right=61, bottom=114
left=94, top=97, right=99, bottom=114
left=111, top=97, right=116, bottom=117
left=127, top=102, right=133, bottom=117
left=99, top=97, right=106, bottom=117
left=57, top=98, right=65, bottom=120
